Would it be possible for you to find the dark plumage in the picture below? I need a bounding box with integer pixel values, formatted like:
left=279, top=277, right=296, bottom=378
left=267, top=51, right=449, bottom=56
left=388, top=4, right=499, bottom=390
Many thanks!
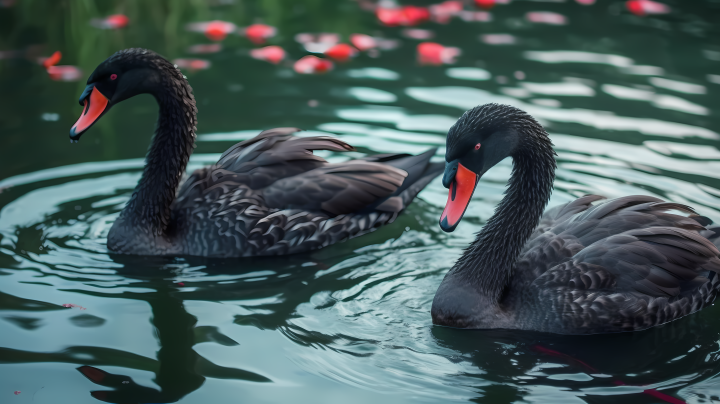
left=431, top=103, right=720, bottom=334
left=69, top=49, right=442, bottom=257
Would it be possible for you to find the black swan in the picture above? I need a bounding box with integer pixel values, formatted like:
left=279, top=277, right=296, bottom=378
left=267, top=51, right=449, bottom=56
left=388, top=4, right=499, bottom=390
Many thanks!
left=68, top=48, right=442, bottom=257
left=431, top=103, right=720, bottom=334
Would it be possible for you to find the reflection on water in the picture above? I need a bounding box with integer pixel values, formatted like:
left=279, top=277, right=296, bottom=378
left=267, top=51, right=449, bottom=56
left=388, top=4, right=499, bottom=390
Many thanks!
left=2, top=0, right=720, bottom=402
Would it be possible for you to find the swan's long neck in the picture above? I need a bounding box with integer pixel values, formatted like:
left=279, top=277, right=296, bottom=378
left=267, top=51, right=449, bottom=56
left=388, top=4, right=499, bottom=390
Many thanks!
left=455, top=134, right=556, bottom=301
left=121, top=73, right=197, bottom=235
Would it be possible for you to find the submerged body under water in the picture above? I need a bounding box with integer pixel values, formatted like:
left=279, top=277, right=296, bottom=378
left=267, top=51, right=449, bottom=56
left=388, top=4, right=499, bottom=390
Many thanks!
left=2, top=0, right=720, bottom=402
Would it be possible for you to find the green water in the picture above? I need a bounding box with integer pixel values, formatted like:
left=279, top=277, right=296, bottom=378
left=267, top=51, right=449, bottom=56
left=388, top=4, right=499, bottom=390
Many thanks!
left=2, top=0, right=720, bottom=402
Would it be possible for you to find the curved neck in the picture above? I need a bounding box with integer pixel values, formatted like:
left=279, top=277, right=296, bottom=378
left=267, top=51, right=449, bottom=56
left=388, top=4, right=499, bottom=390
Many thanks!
left=121, top=77, right=197, bottom=235
left=453, top=134, right=556, bottom=302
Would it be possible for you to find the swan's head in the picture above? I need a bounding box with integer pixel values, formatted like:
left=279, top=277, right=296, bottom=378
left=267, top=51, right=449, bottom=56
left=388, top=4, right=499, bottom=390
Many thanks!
left=439, top=103, right=542, bottom=232
left=69, top=48, right=181, bottom=141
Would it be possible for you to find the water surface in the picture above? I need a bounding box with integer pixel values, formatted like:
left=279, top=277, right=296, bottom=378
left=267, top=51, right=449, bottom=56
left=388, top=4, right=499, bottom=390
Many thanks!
left=2, top=0, right=720, bottom=402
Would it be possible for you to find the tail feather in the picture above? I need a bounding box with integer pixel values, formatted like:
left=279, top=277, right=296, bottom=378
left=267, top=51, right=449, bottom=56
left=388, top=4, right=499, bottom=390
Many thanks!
left=385, top=148, right=440, bottom=197
left=362, top=148, right=442, bottom=213
left=702, top=225, right=720, bottom=251
left=398, top=160, right=444, bottom=207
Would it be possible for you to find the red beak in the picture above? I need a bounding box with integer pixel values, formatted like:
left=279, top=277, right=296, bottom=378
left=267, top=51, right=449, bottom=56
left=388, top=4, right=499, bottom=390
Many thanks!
left=70, top=86, right=109, bottom=140
left=440, top=163, right=479, bottom=232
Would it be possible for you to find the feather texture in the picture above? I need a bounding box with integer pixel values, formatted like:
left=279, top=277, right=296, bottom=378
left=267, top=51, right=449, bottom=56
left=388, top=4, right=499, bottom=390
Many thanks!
left=431, top=103, right=720, bottom=334
left=97, top=49, right=444, bottom=257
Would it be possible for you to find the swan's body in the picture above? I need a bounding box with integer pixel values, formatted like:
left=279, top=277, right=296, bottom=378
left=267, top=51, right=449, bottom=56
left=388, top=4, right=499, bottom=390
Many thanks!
left=431, top=104, right=720, bottom=334
left=70, top=48, right=442, bottom=257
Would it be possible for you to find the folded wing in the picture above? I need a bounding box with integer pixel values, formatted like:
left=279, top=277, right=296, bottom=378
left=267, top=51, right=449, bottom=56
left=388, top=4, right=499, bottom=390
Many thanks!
left=262, top=161, right=408, bottom=215
left=175, top=128, right=355, bottom=207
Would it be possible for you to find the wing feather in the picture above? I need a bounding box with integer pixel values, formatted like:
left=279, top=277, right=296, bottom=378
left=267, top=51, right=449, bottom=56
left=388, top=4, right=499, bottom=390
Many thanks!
left=176, top=128, right=356, bottom=206
left=263, top=161, right=408, bottom=216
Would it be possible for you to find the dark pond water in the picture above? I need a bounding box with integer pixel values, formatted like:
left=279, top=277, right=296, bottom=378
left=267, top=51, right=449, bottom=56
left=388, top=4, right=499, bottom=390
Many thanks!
left=2, top=0, right=720, bottom=402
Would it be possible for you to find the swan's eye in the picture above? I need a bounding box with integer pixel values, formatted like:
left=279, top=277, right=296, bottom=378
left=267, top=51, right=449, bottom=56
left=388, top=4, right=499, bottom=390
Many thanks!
left=474, top=143, right=481, bottom=150
left=110, top=74, right=118, bottom=81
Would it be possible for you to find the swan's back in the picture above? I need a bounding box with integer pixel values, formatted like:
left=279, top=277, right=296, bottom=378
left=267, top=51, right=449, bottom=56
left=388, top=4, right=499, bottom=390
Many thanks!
left=509, top=195, right=720, bottom=334
left=154, top=128, right=442, bottom=257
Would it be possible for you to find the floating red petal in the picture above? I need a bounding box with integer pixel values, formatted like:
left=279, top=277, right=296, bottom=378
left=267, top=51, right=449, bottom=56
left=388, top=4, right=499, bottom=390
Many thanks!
left=377, top=6, right=430, bottom=26
left=377, top=7, right=405, bottom=26
left=294, top=56, right=334, bottom=74
left=475, top=0, right=495, bottom=10
left=350, top=34, right=377, bottom=51
left=105, top=14, right=129, bottom=29
left=430, top=1, right=463, bottom=24
left=245, top=24, right=277, bottom=44
left=250, top=46, right=285, bottom=64
left=403, top=5, right=430, bottom=25
left=626, top=0, right=670, bottom=16
left=42, top=51, right=62, bottom=69
left=205, top=21, right=231, bottom=41
left=324, top=43, right=357, bottom=61
left=417, top=42, right=460, bottom=65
